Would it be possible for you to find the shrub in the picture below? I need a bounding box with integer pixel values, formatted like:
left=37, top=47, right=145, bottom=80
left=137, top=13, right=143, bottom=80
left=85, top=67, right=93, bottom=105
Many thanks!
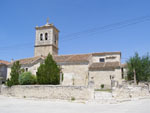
left=19, top=72, right=36, bottom=85
left=101, top=84, right=104, bottom=89
left=71, top=97, right=75, bottom=101
left=5, top=79, right=13, bottom=87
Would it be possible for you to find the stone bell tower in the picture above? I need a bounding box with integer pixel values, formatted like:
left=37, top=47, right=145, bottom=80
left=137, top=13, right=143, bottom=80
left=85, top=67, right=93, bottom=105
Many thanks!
left=34, top=18, right=59, bottom=57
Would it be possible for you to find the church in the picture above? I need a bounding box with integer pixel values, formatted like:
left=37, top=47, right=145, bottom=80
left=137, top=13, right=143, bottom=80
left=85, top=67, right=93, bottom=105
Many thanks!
left=7, top=20, right=125, bottom=89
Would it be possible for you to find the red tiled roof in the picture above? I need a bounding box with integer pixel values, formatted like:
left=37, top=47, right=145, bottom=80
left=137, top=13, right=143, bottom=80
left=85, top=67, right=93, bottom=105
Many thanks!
left=89, top=62, right=120, bottom=71
left=53, top=54, right=91, bottom=63
left=121, top=63, right=127, bottom=68
left=8, top=52, right=121, bottom=65
left=92, top=52, right=121, bottom=56
left=0, top=60, right=10, bottom=65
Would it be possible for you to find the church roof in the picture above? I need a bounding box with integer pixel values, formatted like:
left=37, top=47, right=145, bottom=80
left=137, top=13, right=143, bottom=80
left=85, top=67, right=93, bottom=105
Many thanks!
left=16, top=56, right=45, bottom=65
left=9, top=54, right=91, bottom=66
left=92, top=52, right=121, bottom=56
left=53, top=54, right=91, bottom=64
left=121, top=63, right=127, bottom=68
left=89, top=62, right=120, bottom=71
left=0, top=60, right=10, bottom=65
left=8, top=52, right=121, bottom=66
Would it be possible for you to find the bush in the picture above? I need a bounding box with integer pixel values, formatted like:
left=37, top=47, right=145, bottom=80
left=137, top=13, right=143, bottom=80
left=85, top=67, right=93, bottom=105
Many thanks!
left=101, top=84, right=104, bottom=89
left=5, top=79, right=13, bottom=87
left=71, top=97, right=75, bottom=101
left=19, top=72, right=36, bottom=85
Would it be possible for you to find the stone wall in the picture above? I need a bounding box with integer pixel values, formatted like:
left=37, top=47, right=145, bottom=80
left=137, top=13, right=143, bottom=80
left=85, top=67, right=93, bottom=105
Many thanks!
left=0, top=85, right=94, bottom=100
left=112, top=85, right=150, bottom=100
left=61, top=64, right=89, bottom=86
left=89, top=68, right=122, bottom=89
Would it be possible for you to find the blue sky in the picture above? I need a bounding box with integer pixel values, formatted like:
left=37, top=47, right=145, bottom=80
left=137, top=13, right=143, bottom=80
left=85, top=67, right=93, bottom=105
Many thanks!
left=0, top=0, right=150, bottom=63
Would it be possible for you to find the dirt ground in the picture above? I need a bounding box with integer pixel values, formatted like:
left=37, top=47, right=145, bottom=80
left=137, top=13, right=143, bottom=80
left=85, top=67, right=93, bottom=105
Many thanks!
left=0, top=95, right=150, bottom=113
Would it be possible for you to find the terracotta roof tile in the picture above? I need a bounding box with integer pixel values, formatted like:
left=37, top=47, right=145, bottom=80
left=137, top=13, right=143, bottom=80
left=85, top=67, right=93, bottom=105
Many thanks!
left=53, top=54, right=91, bottom=63
left=0, top=60, right=10, bottom=65
left=121, top=63, right=127, bottom=68
left=89, top=62, right=120, bottom=71
left=8, top=52, right=121, bottom=65
left=9, top=56, right=45, bottom=65
left=92, top=52, right=121, bottom=56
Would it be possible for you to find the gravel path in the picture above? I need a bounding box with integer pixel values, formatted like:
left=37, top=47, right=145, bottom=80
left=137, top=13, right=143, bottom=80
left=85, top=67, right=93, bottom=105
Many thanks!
left=0, top=95, right=150, bottom=113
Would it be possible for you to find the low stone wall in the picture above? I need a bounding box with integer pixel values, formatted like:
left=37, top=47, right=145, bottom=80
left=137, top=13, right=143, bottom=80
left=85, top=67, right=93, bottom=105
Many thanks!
left=112, top=85, right=150, bottom=100
left=1, top=84, right=150, bottom=103
left=0, top=85, right=94, bottom=101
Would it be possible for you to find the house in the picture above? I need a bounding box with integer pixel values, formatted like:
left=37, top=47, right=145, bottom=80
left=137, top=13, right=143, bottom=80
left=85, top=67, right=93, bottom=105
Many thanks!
left=7, top=20, right=124, bottom=89
left=0, top=60, right=10, bottom=83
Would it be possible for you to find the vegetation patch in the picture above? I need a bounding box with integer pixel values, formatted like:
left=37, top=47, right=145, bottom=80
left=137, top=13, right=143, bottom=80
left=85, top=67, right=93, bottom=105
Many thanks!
left=71, top=97, right=76, bottom=101
left=19, top=72, right=36, bottom=85
left=95, top=89, right=112, bottom=92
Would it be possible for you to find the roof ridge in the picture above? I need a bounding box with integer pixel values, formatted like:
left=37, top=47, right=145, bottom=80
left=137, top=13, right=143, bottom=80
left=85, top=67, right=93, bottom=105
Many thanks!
left=16, top=56, right=41, bottom=61
left=54, top=53, right=92, bottom=57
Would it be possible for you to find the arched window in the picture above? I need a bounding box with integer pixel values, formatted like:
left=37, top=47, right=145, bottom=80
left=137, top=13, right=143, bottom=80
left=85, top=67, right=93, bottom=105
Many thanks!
left=45, top=33, right=48, bottom=40
left=40, top=34, right=43, bottom=41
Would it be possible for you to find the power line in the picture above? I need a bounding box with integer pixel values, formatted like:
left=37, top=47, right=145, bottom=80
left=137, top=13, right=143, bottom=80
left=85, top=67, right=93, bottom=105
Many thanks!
left=60, top=15, right=150, bottom=42
left=1, top=15, right=150, bottom=50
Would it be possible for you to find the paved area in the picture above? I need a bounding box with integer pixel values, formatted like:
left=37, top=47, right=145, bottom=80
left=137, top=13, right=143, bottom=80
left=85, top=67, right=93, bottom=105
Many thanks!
left=0, top=95, right=150, bottom=113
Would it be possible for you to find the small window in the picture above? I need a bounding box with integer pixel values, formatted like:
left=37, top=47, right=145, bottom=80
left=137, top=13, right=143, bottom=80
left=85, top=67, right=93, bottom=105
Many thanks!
left=45, top=33, right=48, bottom=40
left=40, top=34, right=43, bottom=41
left=99, top=58, right=105, bottom=62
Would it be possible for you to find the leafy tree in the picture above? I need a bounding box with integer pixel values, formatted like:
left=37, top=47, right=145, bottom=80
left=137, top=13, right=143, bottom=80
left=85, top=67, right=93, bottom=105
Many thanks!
left=36, top=53, right=60, bottom=84
left=126, top=52, right=150, bottom=84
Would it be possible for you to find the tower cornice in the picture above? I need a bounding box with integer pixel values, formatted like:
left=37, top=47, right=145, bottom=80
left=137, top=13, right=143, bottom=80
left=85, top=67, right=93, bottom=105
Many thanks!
left=35, top=24, right=59, bottom=32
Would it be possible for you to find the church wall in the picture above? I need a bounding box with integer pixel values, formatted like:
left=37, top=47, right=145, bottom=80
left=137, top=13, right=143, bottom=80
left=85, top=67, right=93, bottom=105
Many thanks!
left=89, top=68, right=122, bottom=89
left=27, top=63, right=41, bottom=75
left=89, top=70, right=113, bottom=89
left=61, top=64, right=89, bottom=86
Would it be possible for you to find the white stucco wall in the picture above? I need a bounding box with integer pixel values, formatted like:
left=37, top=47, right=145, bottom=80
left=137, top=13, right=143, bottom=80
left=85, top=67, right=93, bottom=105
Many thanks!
left=7, top=67, right=11, bottom=79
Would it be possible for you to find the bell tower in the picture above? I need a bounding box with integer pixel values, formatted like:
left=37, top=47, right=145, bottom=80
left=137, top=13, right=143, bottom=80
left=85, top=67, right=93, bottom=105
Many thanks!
left=34, top=19, right=59, bottom=57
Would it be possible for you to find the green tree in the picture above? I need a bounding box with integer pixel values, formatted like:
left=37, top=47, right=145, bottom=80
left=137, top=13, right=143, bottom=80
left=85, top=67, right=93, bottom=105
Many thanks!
left=126, top=52, right=150, bottom=84
left=6, top=61, right=21, bottom=87
left=36, top=53, right=60, bottom=84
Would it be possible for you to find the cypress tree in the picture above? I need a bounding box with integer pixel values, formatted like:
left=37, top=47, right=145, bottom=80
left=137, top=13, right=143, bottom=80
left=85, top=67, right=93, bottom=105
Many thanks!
left=10, top=61, right=21, bottom=85
left=37, top=53, right=60, bottom=84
